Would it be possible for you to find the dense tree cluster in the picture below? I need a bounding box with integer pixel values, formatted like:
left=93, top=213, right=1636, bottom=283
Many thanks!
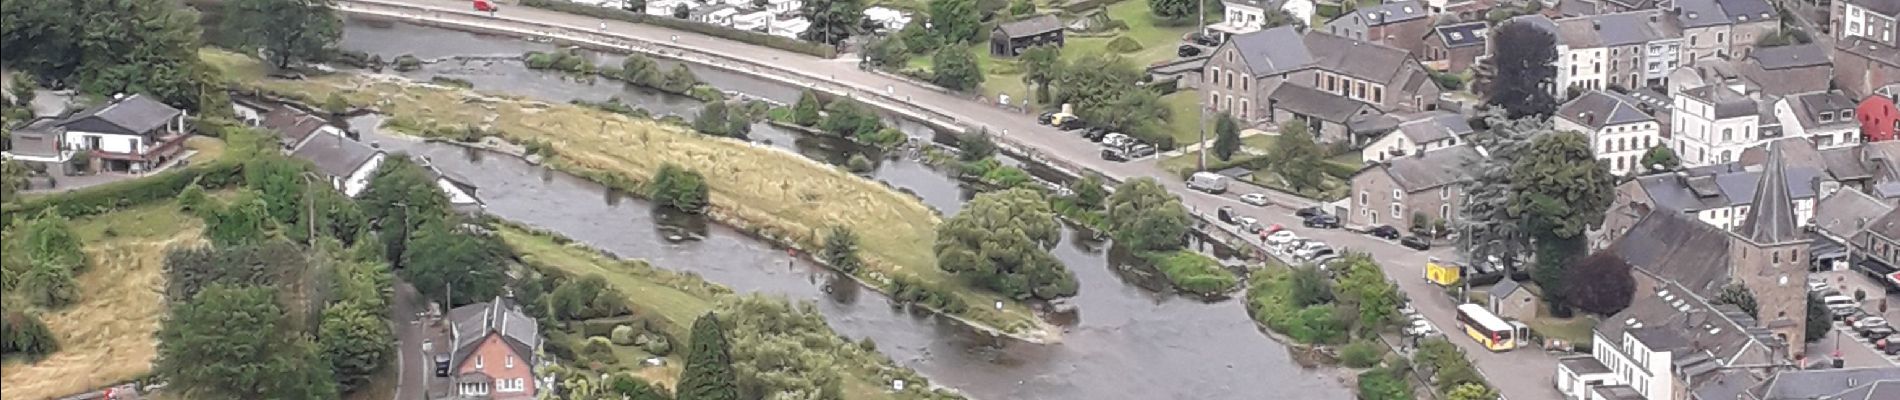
left=935, top=188, right=1078, bottom=300
left=1103, top=178, right=1191, bottom=253
left=1564, top=252, right=1636, bottom=316
left=930, top=46, right=984, bottom=91
left=1511, top=131, right=1614, bottom=309
left=649, top=163, right=712, bottom=214
left=220, top=0, right=342, bottom=69
left=158, top=284, right=338, bottom=399
left=0, top=0, right=222, bottom=110
left=927, top=0, right=982, bottom=44
left=3, top=213, right=88, bottom=308
left=799, top=0, right=866, bottom=46
left=1047, top=53, right=1171, bottom=146
left=1488, top=21, right=1559, bottom=118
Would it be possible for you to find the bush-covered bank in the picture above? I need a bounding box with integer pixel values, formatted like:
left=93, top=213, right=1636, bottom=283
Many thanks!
left=771, top=90, right=909, bottom=149
left=1142, top=251, right=1240, bottom=297
left=524, top=49, right=724, bottom=102
left=517, top=0, right=838, bottom=58
left=499, top=225, right=966, bottom=399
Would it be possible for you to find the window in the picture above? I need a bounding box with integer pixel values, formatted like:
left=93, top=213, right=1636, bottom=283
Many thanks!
left=1239, top=100, right=1249, bottom=119
left=1211, top=67, right=1221, bottom=85
left=476, top=355, right=484, bottom=369
left=1225, top=95, right=1234, bottom=112
left=1820, top=111, right=1833, bottom=122
left=1722, top=128, right=1733, bottom=141
left=1441, top=204, right=1451, bottom=220
left=1226, top=72, right=1235, bottom=90
left=1356, top=82, right=1367, bottom=99
left=506, top=355, right=514, bottom=369
left=1360, top=191, right=1369, bottom=205
left=1717, top=32, right=1725, bottom=43
left=1242, top=77, right=1249, bottom=92
left=1391, top=204, right=1403, bottom=219
left=1373, top=87, right=1383, bottom=104
left=1392, top=189, right=1402, bottom=200
left=1440, top=186, right=1450, bottom=200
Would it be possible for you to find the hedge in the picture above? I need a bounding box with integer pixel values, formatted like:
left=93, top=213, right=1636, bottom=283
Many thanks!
left=517, top=0, right=838, bottom=58
left=1, top=159, right=243, bottom=228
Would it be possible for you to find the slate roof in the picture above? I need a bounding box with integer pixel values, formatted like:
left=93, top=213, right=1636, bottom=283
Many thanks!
left=1487, top=278, right=1521, bottom=299
left=1736, top=141, right=1802, bottom=244
left=995, top=14, right=1062, bottom=38
left=1376, top=144, right=1481, bottom=192
left=1813, top=188, right=1893, bottom=241
left=1346, top=1, right=1430, bottom=27
left=1608, top=212, right=1733, bottom=295
left=1597, top=278, right=1781, bottom=369
left=1788, top=91, right=1861, bottom=130
left=58, top=94, right=181, bottom=136
left=1434, top=22, right=1489, bottom=49
left=1681, top=84, right=1761, bottom=119
left=1751, top=366, right=1900, bottom=399
left=1674, top=0, right=1732, bottom=28
left=1556, top=10, right=1682, bottom=48
left=1304, top=31, right=1418, bottom=85
left=1714, top=0, right=1777, bottom=23
left=1847, top=0, right=1900, bottom=16
left=1590, top=385, right=1646, bottom=400
left=1395, top=111, right=1473, bottom=143
left=449, top=297, right=540, bottom=371
left=1749, top=44, right=1830, bottom=70
left=1227, top=26, right=1315, bottom=76
left=1269, top=84, right=1374, bottom=122
left=7, top=117, right=65, bottom=159
left=1863, top=207, right=1900, bottom=240
left=291, top=134, right=382, bottom=179
left=261, top=105, right=332, bottom=150
left=1837, top=37, right=1900, bottom=68
left=1557, top=90, right=1657, bottom=129
left=1632, top=163, right=1821, bottom=213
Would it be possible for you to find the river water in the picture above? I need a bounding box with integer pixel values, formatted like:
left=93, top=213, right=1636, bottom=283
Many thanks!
left=339, top=17, right=1351, bottom=400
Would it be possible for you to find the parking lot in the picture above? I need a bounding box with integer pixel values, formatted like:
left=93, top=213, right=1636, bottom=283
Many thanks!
left=1812, top=269, right=1900, bottom=367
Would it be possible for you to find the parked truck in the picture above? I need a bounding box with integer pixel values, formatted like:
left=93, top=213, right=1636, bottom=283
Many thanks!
left=1187, top=172, right=1229, bottom=194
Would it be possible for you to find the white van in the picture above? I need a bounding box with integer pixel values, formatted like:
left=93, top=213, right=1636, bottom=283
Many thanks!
left=1823, top=295, right=1858, bottom=309
left=1188, top=172, right=1229, bottom=194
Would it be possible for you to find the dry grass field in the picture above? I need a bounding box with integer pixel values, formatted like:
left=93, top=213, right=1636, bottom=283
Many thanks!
left=1, top=202, right=202, bottom=400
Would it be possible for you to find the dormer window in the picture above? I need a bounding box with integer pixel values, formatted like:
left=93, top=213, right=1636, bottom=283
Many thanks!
left=1820, top=111, right=1833, bottom=122
left=1842, top=110, right=1853, bottom=120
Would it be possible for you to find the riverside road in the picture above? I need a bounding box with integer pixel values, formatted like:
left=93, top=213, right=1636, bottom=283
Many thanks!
left=339, top=0, right=1566, bottom=398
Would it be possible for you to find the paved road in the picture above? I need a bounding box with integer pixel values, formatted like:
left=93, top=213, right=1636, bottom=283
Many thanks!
left=337, top=1, right=1567, bottom=398
left=391, top=281, right=429, bottom=400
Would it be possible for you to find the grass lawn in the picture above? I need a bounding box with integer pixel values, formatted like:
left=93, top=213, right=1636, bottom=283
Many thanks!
left=204, top=49, right=1046, bottom=337
left=0, top=201, right=203, bottom=400
left=918, top=1, right=1197, bottom=104
left=1158, top=134, right=1276, bottom=176
left=1527, top=303, right=1598, bottom=348
left=1159, top=90, right=1206, bottom=147
left=499, top=226, right=901, bottom=399
left=184, top=136, right=226, bottom=163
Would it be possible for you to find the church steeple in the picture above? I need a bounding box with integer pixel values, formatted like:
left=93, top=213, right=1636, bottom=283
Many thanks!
left=1737, top=141, right=1800, bottom=244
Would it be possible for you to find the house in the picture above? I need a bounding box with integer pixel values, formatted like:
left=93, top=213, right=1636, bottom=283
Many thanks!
left=418, top=156, right=483, bottom=213
left=1486, top=279, right=1536, bottom=321
left=447, top=297, right=542, bottom=399
left=1673, top=0, right=1779, bottom=61
left=645, top=0, right=690, bottom=17
left=1832, top=37, right=1900, bottom=99
left=1323, top=1, right=1434, bottom=56
left=1773, top=91, right=1863, bottom=150
left=57, top=94, right=191, bottom=173
left=1555, top=90, right=1665, bottom=175
left=764, top=0, right=801, bottom=15
left=1809, top=188, right=1891, bottom=271
left=4, top=118, right=70, bottom=163
left=1832, top=0, right=1900, bottom=47
left=229, top=97, right=271, bottom=126
left=1748, top=366, right=1900, bottom=399
left=732, top=11, right=772, bottom=32
left=1205, top=0, right=1315, bottom=41
left=691, top=5, right=740, bottom=26
left=769, top=17, right=809, bottom=39
left=1552, top=279, right=1790, bottom=400
left=1347, top=144, right=1480, bottom=232
left=1202, top=27, right=1442, bottom=131
left=1422, top=21, right=1487, bottom=73
left=260, top=105, right=344, bottom=152
left=1671, top=83, right=1764, bottom=166
left=289, top=132, right=386, bottom=198
left=990, top=14, right=1064, bottom=57
left=1552, top=10, right=1683, bottom=97
left=1736, top=44, right=1834, bottom=97
left=1593, top=160, right=1823, bottom=249
left=1734, top=137, right=1900, bottom=194
left=1360, top=110, right=1471, bottom=163
left=1553, top=0, right=1658, bottom=17
left=1861, top=88, right=1900, bottom=142
left=1271, top=84, right=1383, bottom=142
left=863, top=6, right=911, bottom=32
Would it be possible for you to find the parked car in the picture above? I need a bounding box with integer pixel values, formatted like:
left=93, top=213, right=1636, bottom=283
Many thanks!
left=1217, top=206, right=1238, bottom=224
left=1083, top=128, right=1109, bottom=142
left=1400, top=236, right=1431, bottom=250
left=1177, top=45, right=1203, bottom=57
left=1122, top=144, right=1156, bottom=159
left=1886, top=341, right=1900, bottom=356
left=1266, top=231, right=1299, bottom=245
left=1303, top=215, right=1340, bottom=229
left=1190, top=32, right=1221, bottom=46
left=1856, top=317, right=1890, bottom=330
left=1239, top=217, right=1261, bottom=233
left=1864, top=326, right=1895, bottom=341
left=1295, top=206, right=1325, bottom=218
left=1037, top=111, right=1056, bottom=125
left=434, top=354, right=451, bottom=377
left=1808, top=280, right=1830, bottom=293
left=1240, top=193, right=1270, bottom=206
left=1103, top=133, right=1134, bottom=148
left=1368, top=225, right=1400, bottom=240
left=1834, top=304, right=1867, bottom=321
left=1056, top=117, right=1085, bottom=130
left=1404, top=318, right=1437, bottom=337
left=1295, top=245, right=1336, bottom=261
left=1189, top=171, right=1230, bottom=194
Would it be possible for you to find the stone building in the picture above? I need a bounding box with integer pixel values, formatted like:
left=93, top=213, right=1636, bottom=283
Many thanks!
left=1346, top=144, right=1480, bottom=232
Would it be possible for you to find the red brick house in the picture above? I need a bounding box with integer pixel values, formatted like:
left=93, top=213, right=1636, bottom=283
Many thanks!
left=1862, top=90, right=1900, bottom=142
left=448, top=297, right=542, bottom=399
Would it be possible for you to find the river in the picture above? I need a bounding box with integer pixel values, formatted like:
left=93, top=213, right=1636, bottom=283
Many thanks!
left=338, top=16, right=1352, bottom=400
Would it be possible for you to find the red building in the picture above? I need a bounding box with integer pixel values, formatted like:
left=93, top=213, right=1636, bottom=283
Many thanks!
left=1861, top=93, right=1900, bottom=142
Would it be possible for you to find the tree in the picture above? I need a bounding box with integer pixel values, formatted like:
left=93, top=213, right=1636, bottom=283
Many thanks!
left=1009, top=0, right=1035, bottom=16
left=820, top=226, right=863, bottom=273
left=1, top=159, right=29, bottom=201
left=1488, top=20, right=1560, bottom=118
left=819, top=99, right=882, bottom=138
left=928, top=0, right=982, bottom=43
left=245, top=155, right=310, bottom=229
left=606, top=373, right=673, bottom=400
left=1, top=309, right=60, bottom=360
left=1, top=0, right=217, bottom=110
left=1805, top=296, right=1829, bottom=342
left=1564, top=252, right=1636, bottom=316
left=1288, top=265, right=1334, bottom=307
left=1051, top=53, right=1152, bottom=136
left=673, top=3, right=690, bottom=19
left=935, top=188, right=1078, bottom=299
left=161, top=241, right=309, bottom=304
left=1104, top=178, right=1192, bottom=253
left=1018, top=45, right=1063, bottom=104
left=792, top=90, right=823, bottom=126
left=1212, top=113, right=1241, bottom=161
left=223, top=0, right=341, bottom=69
left=1458, top=108, right=1536, bottom=278
left=1511, top=131, right=1614, bottom=307
left=661, top=65, right=700, bottom=94
left=1447, top=383, right=1499, bottom=400
left=1069, top=173, right=1109, bottom=210
left=930, top=45, right=984, bottom=91
left=863, top=35, right=909, bottom=68
left=957, top=132, right=997, bottom=162
left=620, top=54, right=664, bottom=88
left=550, top=275, right=630, bottom=320
left=678, top=313, right=740, bottom=400
left=800, top=0, right=865, bottom=46
left=206, top=192, right=275, bottom=248
left=319, top=300, right=393, bottom=390
left=1149, top=0, right=1195, bottom=21
left=1356, top=368, right=1413, bottom=400
left=8, top=73, right=36, bottom=107
left=1715, top=284, right=1760, bottom=318
left=19, top=212, right=86, bottom=274
left=648, top=163, right=711, bottom=213
left=693, top=101, right=750, bottom=138
left=357, top=155, right=451, bottom=265
left=1333, top=255, right=1402, bottom=333
left=156, top=284, right=338, bottom=399
left=1640, top=145, right=1680, bottom=172
left=1264, top=123, right=1323, bottom=190
left=401, top=219, right=506, bottom=306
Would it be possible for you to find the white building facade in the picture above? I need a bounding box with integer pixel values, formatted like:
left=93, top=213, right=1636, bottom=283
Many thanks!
left=1671, top=85, right=1761, bottom=166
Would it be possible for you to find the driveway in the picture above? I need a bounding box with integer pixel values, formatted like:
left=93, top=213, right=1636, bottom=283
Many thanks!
left=336, top=1, right=1567, bottom=398
left=390, top=281, right=436, bottom=400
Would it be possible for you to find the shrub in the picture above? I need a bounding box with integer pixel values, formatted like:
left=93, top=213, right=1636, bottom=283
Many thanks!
left=1, top=310, right=60, bottom=360
left=393, top=54, right=422, bottom=71
left=889, top=276, right=969, bottom=313
left=610, top=325, right=638, bottom=345
left=638, top=333, right=672, bottom=356
left=1147, top=251, right=1239, bottom=296
left=1105, top=36, right=1144, bottom=53
left=1357, top=367, right=1414, bottom=400
left=646, top=163, right=710, bottom=213
left=584, top=336, right=617, bottom=364
left=845, top=154, right=874, bottom=174
left=820, top=225, right=863, bottom=273
left=1339, top=340, right=1385, bottom=368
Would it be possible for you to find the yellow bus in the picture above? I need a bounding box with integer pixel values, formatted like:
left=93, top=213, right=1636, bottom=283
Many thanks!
left=1456, top=304, right=1528, bottom=352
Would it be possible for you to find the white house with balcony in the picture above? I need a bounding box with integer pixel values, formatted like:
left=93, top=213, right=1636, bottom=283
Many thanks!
left=1672, top=83, right=1765, bottom=166
left=1555, top=90, right=1664, bottom=175
left=1204, top=0, right=1314, bottom=41
left=56, top=94, right=192, bottom=173
left=645, top=0, right=691, bottom=17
